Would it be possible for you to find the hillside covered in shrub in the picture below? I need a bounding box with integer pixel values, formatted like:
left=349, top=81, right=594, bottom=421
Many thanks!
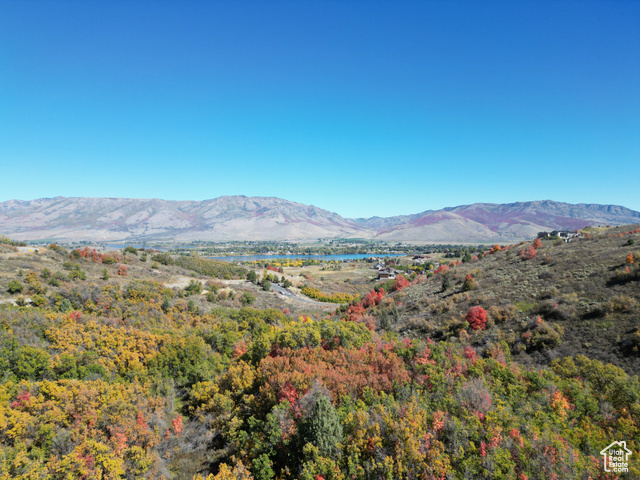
left=0, top=229, right=638, bottom=479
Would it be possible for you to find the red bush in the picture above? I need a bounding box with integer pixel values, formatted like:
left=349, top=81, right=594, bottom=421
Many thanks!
left=346, top=303, right=365, bottom=322
left=520, top=245, right=537, bottom=260
left=172, top=416, right=183, bottom=435
left=435, top=265, right=449, bottom=275
left=11, top=390, right=32, bottom=409
left=392, top=275, right=409, bottom=292
left=464, top=346, right=477, bottom=361
left=278, top=381, right=299, bottom=407
left=363, top=289, right=385, bottom=307
left=466, top=306, right=487, bottom=331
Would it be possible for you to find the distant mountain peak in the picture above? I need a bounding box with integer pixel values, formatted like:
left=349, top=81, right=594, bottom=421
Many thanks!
left=0, top=196, right=637, bottom=243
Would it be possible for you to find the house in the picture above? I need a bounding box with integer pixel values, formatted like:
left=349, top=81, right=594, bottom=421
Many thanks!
left=552, top=230, right=579, bottom=242
left=378, top=268, right=397, bottom=280
left=537, top=230, right=579, bottom=242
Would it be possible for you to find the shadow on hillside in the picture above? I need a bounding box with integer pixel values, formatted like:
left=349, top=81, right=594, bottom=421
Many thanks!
left=606, top=271, right=640, bottom=286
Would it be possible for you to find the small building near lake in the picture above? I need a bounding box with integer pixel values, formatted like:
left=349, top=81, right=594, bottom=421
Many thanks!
left=378, top=268, right=398, bottom=280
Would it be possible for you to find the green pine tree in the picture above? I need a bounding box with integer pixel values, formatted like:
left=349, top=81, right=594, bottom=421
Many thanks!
left=300, top=392, right=343, bottom=458
left=442, top=272, right=451, bottom=292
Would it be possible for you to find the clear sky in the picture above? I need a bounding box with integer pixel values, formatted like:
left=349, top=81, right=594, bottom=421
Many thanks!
left=1, top=0, right=639, bottom=218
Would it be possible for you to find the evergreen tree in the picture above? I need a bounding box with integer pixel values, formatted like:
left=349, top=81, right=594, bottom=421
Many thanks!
left=247, top=270, right=258, bottom=284
left=161, top=298, right=172, bottom=313
left=379, top=308, right=391, bottom=331
left=187, top=300, right=196, bottom=313
left=58, top=298, right=72, bottom=312
left=299, top=391, right=343, bottom=458
left=442, top=272, right=451, bottom=292
left=462, top=273, right=477, bottom=291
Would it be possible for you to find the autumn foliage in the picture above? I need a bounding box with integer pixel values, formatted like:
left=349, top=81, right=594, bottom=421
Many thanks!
left=465, top=306, right=487, bottom=330
left=362, top=288, right=384, bottom=308
left=300, top=286, right=357, bottom=304
left=1, top=237, right=639, bottom=480
left=521, top=245, right=537, bottom=260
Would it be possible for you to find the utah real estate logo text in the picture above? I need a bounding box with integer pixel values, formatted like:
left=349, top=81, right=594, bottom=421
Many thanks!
left=600, top=441, right=632, bottom=473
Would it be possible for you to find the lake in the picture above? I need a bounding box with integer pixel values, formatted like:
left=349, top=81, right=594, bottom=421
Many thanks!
left=210, top=253, right=407, bottom=263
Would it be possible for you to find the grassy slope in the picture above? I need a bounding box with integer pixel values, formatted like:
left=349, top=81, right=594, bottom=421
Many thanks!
left=0, top=247, right=333, bottom=317
left=391, top=225, right=640, bottom=374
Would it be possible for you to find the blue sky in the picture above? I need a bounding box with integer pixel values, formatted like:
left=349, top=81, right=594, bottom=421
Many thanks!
left=1, top=1, right=638, bottom=218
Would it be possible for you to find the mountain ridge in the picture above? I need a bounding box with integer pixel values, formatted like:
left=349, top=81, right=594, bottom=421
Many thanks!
left=1, top=196, right=638, bottom=243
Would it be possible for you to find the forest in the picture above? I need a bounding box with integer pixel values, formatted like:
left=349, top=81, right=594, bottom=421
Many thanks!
left=0, top=226, right=639, bottom=479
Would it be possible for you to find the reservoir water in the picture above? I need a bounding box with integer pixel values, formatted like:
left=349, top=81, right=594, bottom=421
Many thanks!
left=210, top=253, right=407, bottom=262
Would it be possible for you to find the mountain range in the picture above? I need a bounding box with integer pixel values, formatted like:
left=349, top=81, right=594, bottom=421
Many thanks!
left=1, top=196, right=638, bottom=243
